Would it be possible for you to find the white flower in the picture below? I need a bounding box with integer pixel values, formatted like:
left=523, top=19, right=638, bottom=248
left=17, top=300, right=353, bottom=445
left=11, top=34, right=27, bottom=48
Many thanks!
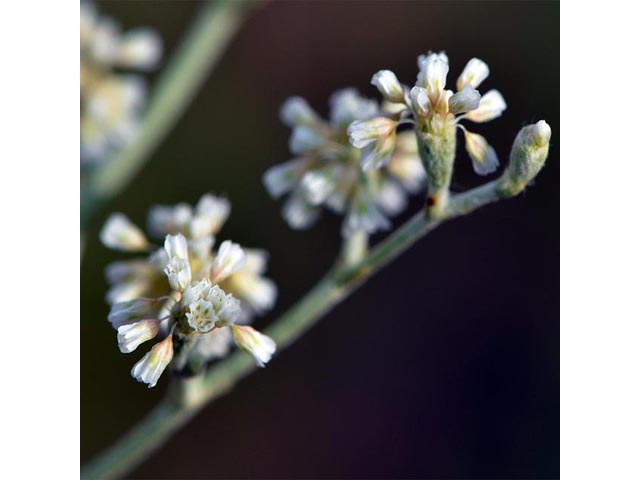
left=263, top=159, right=305, bottom=198
left=456, top=57, right=490, bottom=91
left=211, top=240, right=246, bottom=283
left=100, top=213, right=148, bottom=252
left=116, top=28, right=162, bottom=70
left=225, top=249, right=278, bottom=314
left=190, top=194, right=230, bottom=239
left=347, top=117, right=398, bottom=171
left=289, top=126, right=326, bottom=154
left=232, top=325, right=276, bottom=367
left=280, top=97, right=319, bottom=126
left=371, top=70, right=405, bottom=104
left=300, top=168, right=337, bottom=205
left=163, top=234, right=191, bottom=291
left=463, top=130, right=499, bottom=175
left=417, top=51, right=449, bottom=103
left=181, top=279, right=241, bottom=331
left=108, top=298, right=159, bottom=329
left=464, top=90, right=507, bottom=123
left=131, top=335, right=174, bottom=388
left=117, top=319, right=161, bottom=353
left=448, top=85, right=481, bottom=115
left=282, top=194, right=319, bottom=230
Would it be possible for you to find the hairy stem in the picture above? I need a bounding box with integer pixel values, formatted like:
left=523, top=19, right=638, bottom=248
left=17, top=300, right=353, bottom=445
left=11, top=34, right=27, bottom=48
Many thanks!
left=81, top=0, right=257, bottom=230
left=81, top=178, right=507, bottom=480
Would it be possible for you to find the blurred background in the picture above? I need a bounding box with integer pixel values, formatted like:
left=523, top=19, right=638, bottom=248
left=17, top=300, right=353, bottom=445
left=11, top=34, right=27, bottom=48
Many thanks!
left=81, top=1, right=559, bottom=478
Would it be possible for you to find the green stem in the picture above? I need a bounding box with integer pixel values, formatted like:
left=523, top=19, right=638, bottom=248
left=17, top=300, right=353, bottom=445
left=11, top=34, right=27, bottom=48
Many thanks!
left=81, top=0, right=256, bottom=229
left=81, top=179, right=507, bottom=480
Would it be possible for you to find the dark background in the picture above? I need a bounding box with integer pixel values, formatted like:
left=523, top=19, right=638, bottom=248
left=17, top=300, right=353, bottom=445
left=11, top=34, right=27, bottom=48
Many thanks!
left=81, top=1, right=559, bottom=478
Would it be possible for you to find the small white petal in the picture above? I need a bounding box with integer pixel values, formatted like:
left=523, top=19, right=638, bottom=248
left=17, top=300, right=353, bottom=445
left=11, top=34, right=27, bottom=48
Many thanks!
left=464, top=90, right=507, bottom=123
left=359, top=133, right=396, bottom=171
left=456, top=57, right=490, bottom=91
left=116, top=28, right=162, bottom=70
left=289, top=126, right=325, bottom=154
left=164, top=233, right=189, bottom=260
left=164, top=257, right=191, bottom=292
left=282, top=195, right=319, bottom=230
left=192, top=328, right=233, bottom=362
left=280, top=97, right=318, bottom=126
left=300, top=168, right=336, bottom=205
left=464, top=131, right=499, bottom=175
left=117, top=319, right=161, bottom=353
left=416, top=51, right=449, bottom=103
left=131, top=335, right=174, bottom=388
left=147, top=204, right=193, bottom=238
left=263, top=159, right=305, bottom=198
left=232, top=325, right=276, bottom=367
left=448, top=85, right=481, bottom=115
left=190, top=194, right=230, bottom=239
left=100, top=213, right=148, bottom=252
left=371, top=70, right=405, bottom=104
left=211, top=241, right=246, bottom=283
left=409, top=86, right=430, bottom=116
left=347, top=117, right=397, bottom=149
left=108, top=298, right=158, bottom=329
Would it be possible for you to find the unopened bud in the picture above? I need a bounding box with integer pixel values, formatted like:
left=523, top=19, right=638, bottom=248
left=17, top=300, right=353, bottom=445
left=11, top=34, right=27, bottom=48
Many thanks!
left=499, top=121, right=551, bottom=196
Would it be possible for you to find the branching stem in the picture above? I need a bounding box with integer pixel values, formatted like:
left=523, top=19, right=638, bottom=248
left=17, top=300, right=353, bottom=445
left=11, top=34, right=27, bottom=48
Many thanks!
left=81, top=178, right=508, bottom=479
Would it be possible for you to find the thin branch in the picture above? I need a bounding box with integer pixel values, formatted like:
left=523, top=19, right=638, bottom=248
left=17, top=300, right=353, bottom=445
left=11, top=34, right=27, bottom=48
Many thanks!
left=81, top=178, right=508, bottom=480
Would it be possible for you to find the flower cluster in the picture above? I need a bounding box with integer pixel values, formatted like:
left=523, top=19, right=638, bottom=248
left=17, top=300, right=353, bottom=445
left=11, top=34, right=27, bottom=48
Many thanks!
left=101, top=194, right=277, bottom=387
left=263, top=89, right=426, bottom=237
left=347, top=52, right=507, bottom=207
left=81, top=2, right=162, bottom=164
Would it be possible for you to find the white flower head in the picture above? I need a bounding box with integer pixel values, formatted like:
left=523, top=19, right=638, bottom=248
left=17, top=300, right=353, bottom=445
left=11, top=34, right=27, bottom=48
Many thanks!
left=100, top=213, right=148, bottom=252
left=464, top=130, right=499, bottom=175
left=348, top=117, right=398, bottom=171
left=211, top=240, right=246, bottom=283
left=464, top=89, right=507, bottom=123
left=232, top=325, right=276, bottom=367
left=371, top=70, right=405, bottom=104
left=182, top=279, right=241, bottom=332
left=131, top=335, right=174, bottom=388
left=163, top=234, right=191, bottom=291
left=456, top=57, right=490, bottom=91
left=280, top=97, right=319, bottom=126
left=448, top=85, right=481, bottom=115
left=117, top=319, right=161, bottom=353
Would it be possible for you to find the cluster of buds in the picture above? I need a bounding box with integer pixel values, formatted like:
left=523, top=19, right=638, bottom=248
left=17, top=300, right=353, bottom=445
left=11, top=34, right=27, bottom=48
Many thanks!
left=263, top=89, right=426, bottom=237
left=101, top=194, right=277, bottom=387
left=347, top=52, right=507, bottom=213
left=80, top=2, right=162, bottom=164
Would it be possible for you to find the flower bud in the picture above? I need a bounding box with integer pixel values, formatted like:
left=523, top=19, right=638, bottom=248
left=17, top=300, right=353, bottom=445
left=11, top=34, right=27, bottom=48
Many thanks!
left=371, top=70, right=405, bottom=104
left=499, top=121, right=551, bottom=196
left=131, top=335, right=174, bottom=388
left=232, top=325, right=276, bottom=367
left=100, top=213, right=148, bottom=252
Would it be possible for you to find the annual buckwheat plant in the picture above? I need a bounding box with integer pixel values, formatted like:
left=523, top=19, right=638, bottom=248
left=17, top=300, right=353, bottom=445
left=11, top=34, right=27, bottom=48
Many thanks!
left=100, top=193, right=277, bottom=387
left=264, top=89, right=426, bottom=239
left=80, top=2, right=162, bottom=164
left=84, top=42, right=552, bottom=479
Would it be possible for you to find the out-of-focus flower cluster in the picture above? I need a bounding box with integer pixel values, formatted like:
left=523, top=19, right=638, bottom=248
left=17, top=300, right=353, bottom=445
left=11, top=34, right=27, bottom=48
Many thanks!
left=100, top=194, right=277, bottom=387
left=81, top=2, right=162, bottom=164
left=263, top=89, right=427, bottom=237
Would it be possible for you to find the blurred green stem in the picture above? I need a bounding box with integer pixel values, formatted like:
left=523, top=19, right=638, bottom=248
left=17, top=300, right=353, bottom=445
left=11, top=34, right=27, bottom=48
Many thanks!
left=81, top=178, right=512, bottom=480
left=81, top=0, right=257, bottom=237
